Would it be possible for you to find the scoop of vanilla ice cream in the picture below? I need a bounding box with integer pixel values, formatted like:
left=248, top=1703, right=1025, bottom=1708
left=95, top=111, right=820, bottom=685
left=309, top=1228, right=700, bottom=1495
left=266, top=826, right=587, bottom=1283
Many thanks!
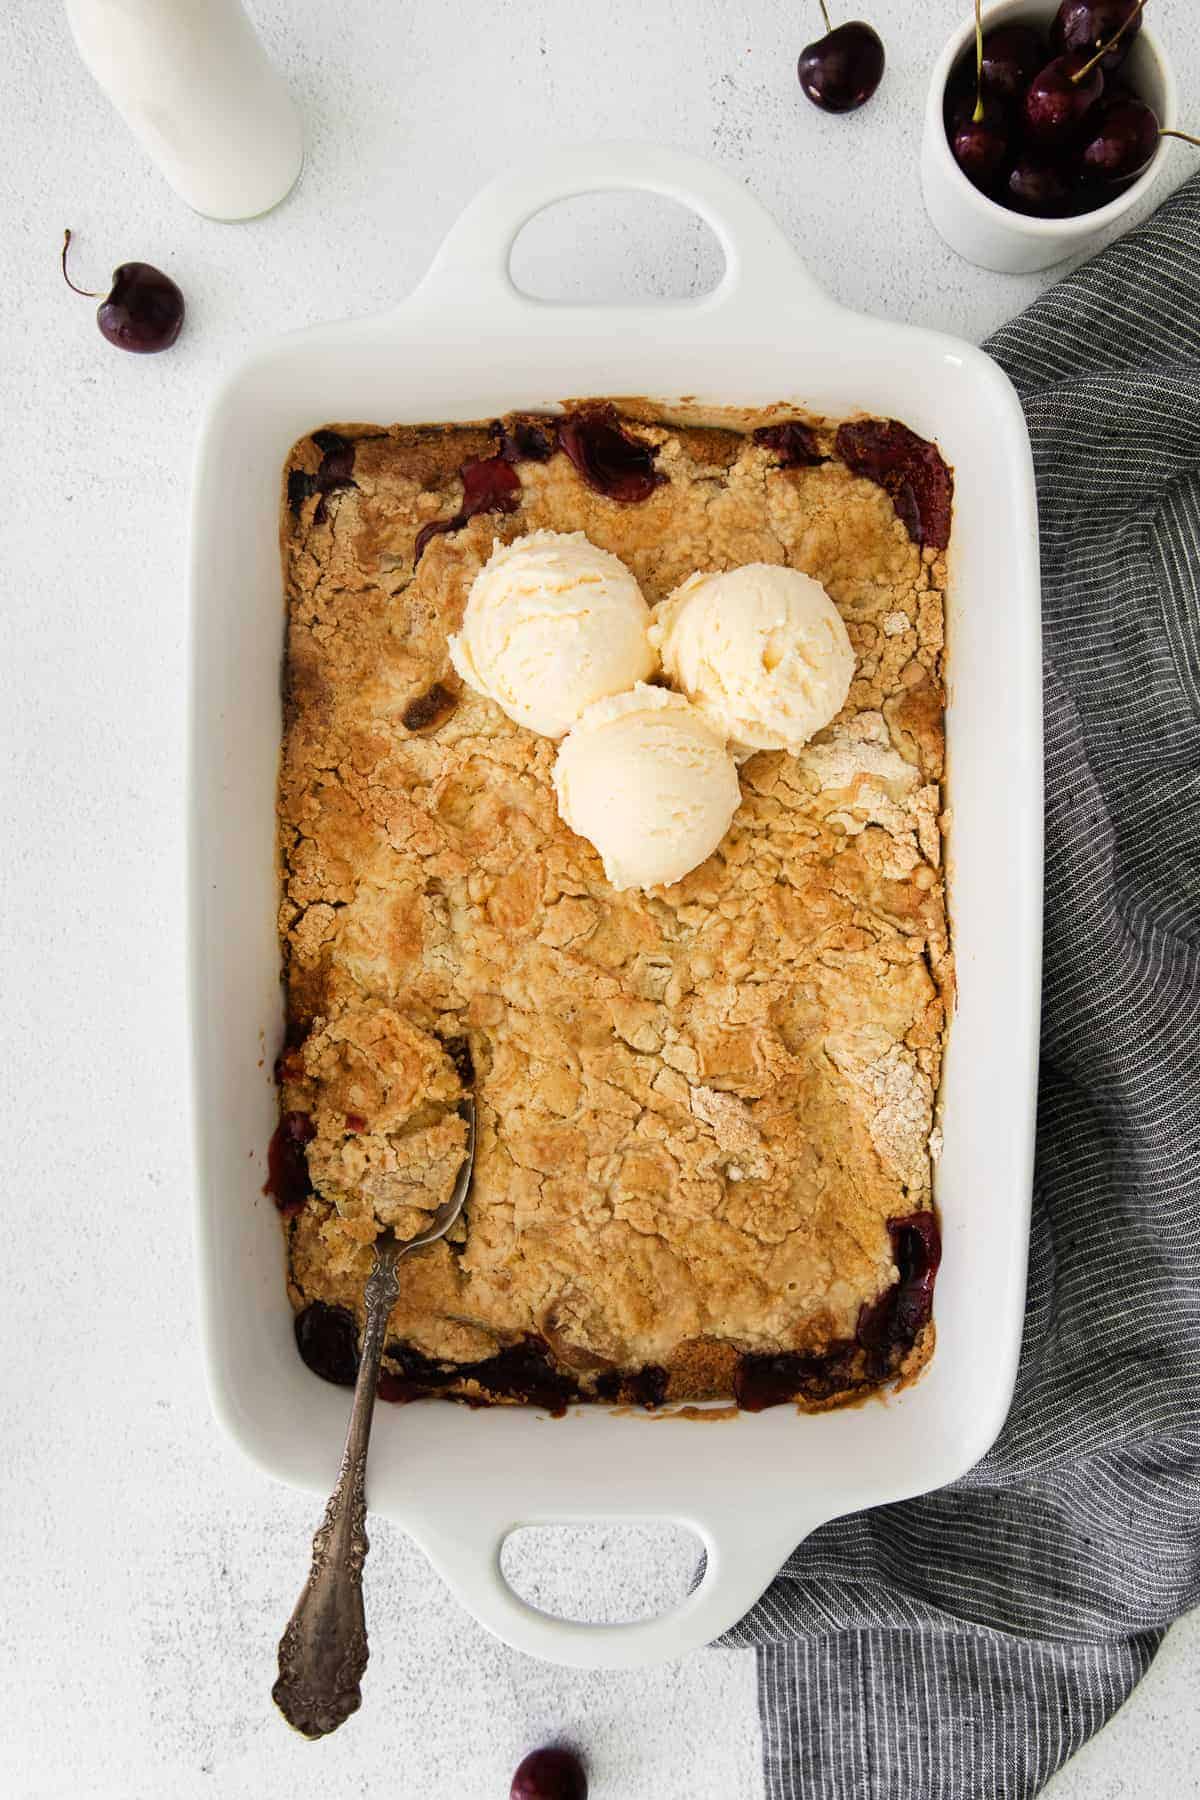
left=649, top=564, right=855, bottom=757
left=447, top=529, right=656, bottom=738
left=552, top=683, right=741, bottom=891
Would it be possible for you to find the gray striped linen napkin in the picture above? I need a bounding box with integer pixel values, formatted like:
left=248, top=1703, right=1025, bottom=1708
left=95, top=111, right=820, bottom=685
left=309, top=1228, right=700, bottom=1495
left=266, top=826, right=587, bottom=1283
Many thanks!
left=724, top=171, right=1200, bottom=1799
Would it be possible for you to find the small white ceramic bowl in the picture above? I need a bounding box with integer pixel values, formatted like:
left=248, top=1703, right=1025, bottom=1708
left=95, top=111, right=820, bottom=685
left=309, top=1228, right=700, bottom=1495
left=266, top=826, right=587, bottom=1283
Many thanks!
left=922, top=0, right=1178, bottom=273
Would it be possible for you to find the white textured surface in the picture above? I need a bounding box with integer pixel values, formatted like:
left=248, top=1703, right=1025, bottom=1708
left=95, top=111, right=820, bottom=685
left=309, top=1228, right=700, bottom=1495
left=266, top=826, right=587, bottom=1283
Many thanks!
left=1, top=2, right=1197, bottom=1795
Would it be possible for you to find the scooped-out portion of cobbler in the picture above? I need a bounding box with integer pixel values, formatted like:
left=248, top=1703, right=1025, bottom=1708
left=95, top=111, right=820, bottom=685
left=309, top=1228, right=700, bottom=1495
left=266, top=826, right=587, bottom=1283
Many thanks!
left=273, top=402, right=953, bottom=1414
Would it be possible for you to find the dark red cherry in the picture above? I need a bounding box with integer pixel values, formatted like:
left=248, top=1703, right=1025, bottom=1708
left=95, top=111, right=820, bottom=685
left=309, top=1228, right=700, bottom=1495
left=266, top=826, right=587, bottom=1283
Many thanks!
left=61, top=230, right=184, bottom=354
left=798, top=10, right=885, bottom=115
left=753, top=421, right=824, bottom=467
left=510, top=1747, right=588, bottom=1800
left=1006, top=153, right=1075, bottom=216
left=444, top=452, right=520, bottom=519
left=1051, top=0, right=1143, bottom=75
left=834, top=418, right=954, bottom=551
left=411, top=415, right=568, bottom=562
left=413, top=453, right=521, bottom=562
left=499, top=417, right=557, bottom=463
left=557, top=407, right=664, bottom=503
left=1079, top=94, right=1160, bottom=180
left=265, top=1110, right=316, bottom=1216
left=294, top=1303, right=360, bottom=1387
left=952, top=107, right=1010, bottom=189
left=98, top=266, right=185, bottom=352
left=857, top=1211, right=942, bottom=1379
left=943, top=60, right=978, bottom=135
left=979, top=24, right=1047, bottom=101
left=1024, top=51, right=1106, bottom=147
left=289, top=430, right=359, bottom=523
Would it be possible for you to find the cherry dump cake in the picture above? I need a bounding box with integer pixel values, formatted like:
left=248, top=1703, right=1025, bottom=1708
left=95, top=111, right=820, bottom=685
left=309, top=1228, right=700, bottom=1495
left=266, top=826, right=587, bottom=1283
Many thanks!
left=273, top=403, right=952, bottom=1412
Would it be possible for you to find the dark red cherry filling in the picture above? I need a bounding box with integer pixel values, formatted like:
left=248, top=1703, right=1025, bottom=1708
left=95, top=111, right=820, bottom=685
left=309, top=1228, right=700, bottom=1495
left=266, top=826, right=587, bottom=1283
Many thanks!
left=286, top=470, right=313, bottom=515
left=557, top=407, right=665, bottom=503
left=857, top=1211, right=943, bottom=1379
left=379, top=1335, right=579, bottom=1416
left=413, top=454, right=522, bottom=563
left=733, top=1345, right=859, bottom=1413
left=411, top=415, right=557, bottom=563
left=372, top=1204, right=942, bottom=1420
left=310, top=428, right=356, bottom=482
left=265, top=1110, right=315, bottom=1216
left=626, top=1364, right=670, bottom=1409
left=401, top=680, right=458, bottom=732
left=835, top=419, right=954, bottom=550
left=735, top=1210, right=942, bottom=1410
left=273, top=1018, right=308, bottom=1087
left=753, top=421, right=826, bottom=468
left=500, top=417, right=558, bottom=463
left=413, top=408, right=665, bottom=564
left=295, top=1302, right=360, bottom=1387
left=288, top=429, right=358, bottom=522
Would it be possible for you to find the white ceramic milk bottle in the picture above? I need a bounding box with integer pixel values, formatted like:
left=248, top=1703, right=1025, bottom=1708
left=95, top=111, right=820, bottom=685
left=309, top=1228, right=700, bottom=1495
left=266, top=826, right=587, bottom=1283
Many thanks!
left=65, top=0, right=304, bottom=221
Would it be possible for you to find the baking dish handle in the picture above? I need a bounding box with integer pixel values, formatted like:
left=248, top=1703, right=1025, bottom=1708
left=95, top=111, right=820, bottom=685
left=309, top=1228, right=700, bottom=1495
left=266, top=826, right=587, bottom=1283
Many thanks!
left=409, top=141, right=837, bottom=322
left=413, top=1509, right=809, bottom=1670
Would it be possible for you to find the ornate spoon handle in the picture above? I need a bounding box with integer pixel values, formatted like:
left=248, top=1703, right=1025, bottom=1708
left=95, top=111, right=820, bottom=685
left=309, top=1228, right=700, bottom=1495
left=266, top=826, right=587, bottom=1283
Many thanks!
left=272, top=1235, right=402, bottom=1738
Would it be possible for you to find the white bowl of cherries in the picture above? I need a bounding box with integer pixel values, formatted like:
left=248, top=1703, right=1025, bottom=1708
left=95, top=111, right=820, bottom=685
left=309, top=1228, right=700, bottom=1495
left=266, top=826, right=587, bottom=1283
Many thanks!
left=921, top=0, right=1188, bottom=272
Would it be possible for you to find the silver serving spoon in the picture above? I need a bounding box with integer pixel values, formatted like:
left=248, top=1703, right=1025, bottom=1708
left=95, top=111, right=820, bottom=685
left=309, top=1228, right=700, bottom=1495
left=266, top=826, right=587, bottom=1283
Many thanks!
left=273, top=1096, right=476, bottom=1739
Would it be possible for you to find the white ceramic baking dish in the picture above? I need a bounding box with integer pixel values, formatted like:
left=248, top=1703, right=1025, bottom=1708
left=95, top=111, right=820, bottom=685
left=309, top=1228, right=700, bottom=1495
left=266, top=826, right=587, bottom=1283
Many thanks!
left=189, top=143, right=1042, bottom=1671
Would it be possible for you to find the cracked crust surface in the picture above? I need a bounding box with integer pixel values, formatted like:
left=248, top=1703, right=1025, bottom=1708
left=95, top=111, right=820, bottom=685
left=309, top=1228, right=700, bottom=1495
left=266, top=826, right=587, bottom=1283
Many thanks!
left=277, top=408, right=951, bottom=1403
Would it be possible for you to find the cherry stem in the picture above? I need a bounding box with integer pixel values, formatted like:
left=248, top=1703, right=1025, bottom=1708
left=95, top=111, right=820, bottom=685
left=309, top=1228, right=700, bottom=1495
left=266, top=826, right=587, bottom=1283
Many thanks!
left=1160, top=128, right=1200, bottom=149
left=818, top=0, right=832, bottom=34
left=972, top=0, right=984, bottom=123
left=1071, top=0, right=1148, bottom=83
left=60, top=229, right=100, bottom=299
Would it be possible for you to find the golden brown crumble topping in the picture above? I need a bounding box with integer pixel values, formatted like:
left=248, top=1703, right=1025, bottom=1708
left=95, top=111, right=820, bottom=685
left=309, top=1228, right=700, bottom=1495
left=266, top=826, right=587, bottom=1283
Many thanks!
left=276, top=407, right=951, bottom=1410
